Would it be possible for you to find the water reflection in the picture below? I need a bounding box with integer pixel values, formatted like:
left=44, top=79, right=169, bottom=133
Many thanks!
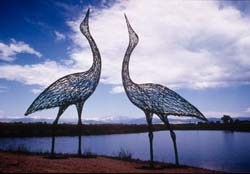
left=0, top=130, right=249, bottom=172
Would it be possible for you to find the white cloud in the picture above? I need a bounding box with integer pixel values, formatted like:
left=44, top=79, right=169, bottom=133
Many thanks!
left=54, top=31, right=66, bottom=41
left=0, top=0, right=250, bottom=93
left=0, top=61, right=78, bottom=87
left=246, top=107, right=250, bottom=113
left=0, top=39, right=42, bottom=61
left=110, top=85, right=124, bottom=94
left=67, top=0, right=250, bottom=92
left=31, top=88, right=43, bottom=94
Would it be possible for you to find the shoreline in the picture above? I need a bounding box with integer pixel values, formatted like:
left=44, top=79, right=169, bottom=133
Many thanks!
left=0, top=151, right=221, bottom=173
left=0, top=122, right=250, bottom=138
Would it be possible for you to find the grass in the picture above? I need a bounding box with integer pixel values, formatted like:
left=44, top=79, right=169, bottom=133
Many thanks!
left=2, top=145, right=97, bottom=158
left=6, top=144, right=30, bottom=154
left=83, top=148, right=97, bottom=158
left=118, top=148, right=132, bottom=161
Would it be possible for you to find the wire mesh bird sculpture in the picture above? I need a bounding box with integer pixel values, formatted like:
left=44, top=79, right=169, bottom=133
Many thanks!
left=122, top=14, right=207, bottom=167
left=24, top=9, right=101, bottom=156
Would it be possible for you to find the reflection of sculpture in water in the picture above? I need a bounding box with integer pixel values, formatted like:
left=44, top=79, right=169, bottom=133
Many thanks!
left=25, top=9, right=101, bottom=156
left=122, top=14, right=207, bottom=167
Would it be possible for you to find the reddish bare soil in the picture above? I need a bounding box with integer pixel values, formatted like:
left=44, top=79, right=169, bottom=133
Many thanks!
left=0, top=152, right=217, bottom=173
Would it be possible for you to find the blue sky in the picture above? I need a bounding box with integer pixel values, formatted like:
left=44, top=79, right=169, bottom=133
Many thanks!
left=0, top=0, right=250, bottom=122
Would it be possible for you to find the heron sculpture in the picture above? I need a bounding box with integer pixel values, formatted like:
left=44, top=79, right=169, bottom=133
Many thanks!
left=24, top=9, right=101, bottom=156
left=122, top=15, right=207, bottom=167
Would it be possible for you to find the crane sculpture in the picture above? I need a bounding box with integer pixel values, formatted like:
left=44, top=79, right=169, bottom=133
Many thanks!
left=24, top=9, right=101, bottom=156
left=122, top=14, right=207, bottom=167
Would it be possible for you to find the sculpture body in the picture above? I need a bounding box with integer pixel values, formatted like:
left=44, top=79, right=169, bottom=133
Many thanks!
left=122, top=15, right=207, bottom=167
left=25, top=9, right=101, bottom=156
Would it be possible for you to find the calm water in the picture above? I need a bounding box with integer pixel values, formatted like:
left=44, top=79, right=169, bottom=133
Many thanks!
left=0, top=130, right=249, bottom=172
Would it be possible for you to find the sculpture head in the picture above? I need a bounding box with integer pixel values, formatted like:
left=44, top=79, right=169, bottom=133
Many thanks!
left=80, top=8, right=90, bottom=35
left=124, top=14, right=139, bottom=47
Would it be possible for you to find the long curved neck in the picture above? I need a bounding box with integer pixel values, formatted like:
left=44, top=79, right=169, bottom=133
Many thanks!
left=122, top=15, right=139, bottom=90
left=122, top=43, right=136, bottom=88
left=85, top=31, right=101, bottom=76
left=80, top=9, right=101, bottom=80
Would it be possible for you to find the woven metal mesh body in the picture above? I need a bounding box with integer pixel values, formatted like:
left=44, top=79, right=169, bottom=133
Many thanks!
left=122, top=15, right=206, bottom=120
left=25, top=70, right=99, bottom=115
left=126, top=83, right=204, bottom=118
left=25, top=9, right=101, bottom=116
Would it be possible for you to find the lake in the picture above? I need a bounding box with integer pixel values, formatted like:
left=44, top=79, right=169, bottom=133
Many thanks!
left=0, top=130, right=249, bottom=172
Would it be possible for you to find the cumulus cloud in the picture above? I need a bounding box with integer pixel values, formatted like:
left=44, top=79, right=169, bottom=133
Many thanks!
left=0, top=0, right=250, bottom=93
left=0, top=39, right=42, bottom=61
left=54, top=31, right=66, bottom=41
left=67, top=0, right=250, bottom=92
left=0, top=61, right=79, bottom=87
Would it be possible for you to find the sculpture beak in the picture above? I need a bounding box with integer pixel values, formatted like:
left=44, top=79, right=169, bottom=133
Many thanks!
left=124, top=14, right=132, bottom=31
left=80, top=8, right=90, bottom=34
left=82, top=8, right=90, bottom=26
left=124, top=13, right=139, bottom=44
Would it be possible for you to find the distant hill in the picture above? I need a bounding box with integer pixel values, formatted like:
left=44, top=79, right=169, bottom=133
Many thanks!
left=0, top=117, right=104, bottom=124
left=1, top=116, right=250, bottom=124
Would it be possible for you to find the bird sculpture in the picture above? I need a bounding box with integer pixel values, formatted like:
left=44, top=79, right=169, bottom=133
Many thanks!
left=24, top=9, right=101, bottom=156
left=122, top=14, right=207, bottom=167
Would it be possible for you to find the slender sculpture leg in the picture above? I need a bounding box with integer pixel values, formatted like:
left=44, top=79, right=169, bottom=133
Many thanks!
left=51, top=120, right=57, bottom=155
left=146, top=112, right=154, bottom=168
left=76, top=102, right=84, bottom=156
left=165, top=117, right=179, bottom=166
left=51, top=105, right=67, bottom=155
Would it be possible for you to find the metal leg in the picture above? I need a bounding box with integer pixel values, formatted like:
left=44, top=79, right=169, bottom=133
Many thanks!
left=165, top=117, right=179, bottom=166
left=146, top=112, right=154, bottom=168
left=76, top=102, right=84, bottom=156
left=51, top=105, right=67, bottom=155
left=51, top=121, right=56, bottom=155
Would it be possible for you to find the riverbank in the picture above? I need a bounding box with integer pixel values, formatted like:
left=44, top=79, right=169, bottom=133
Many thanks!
left=0, top=152, right=219, bottom=173
left=0, top=122, right=249, bottom=137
